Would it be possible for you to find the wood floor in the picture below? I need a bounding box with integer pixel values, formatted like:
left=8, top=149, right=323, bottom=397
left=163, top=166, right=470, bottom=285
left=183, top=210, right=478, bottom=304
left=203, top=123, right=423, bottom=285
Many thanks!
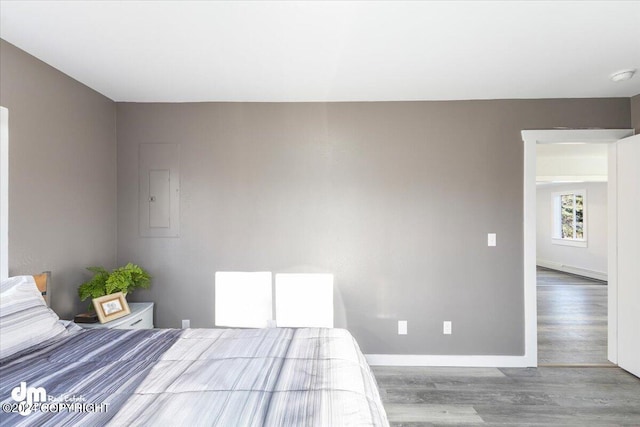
left=374, top=366, right=640, bottom=426
left=373, top=268, right=640, bottom=426
left=537, top=267, right=609, bottom=365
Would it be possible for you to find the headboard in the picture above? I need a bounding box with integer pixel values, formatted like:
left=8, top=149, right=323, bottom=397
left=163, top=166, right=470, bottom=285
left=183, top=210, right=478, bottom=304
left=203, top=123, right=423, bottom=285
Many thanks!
left=32, top=271, right=51, bottom=306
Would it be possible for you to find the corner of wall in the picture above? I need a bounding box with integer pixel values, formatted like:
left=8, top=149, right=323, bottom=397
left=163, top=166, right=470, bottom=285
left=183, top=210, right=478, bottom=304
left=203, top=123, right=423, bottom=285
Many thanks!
left=1, top=39, right=118, bottom=318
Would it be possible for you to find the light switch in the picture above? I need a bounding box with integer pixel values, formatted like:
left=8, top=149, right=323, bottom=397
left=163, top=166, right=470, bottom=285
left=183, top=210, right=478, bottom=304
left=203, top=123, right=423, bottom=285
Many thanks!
left=443, top=321, right=452, bottom=335
left=398, top=320, right=408, bottom=335
left=488, top=233, right=497, bottom=247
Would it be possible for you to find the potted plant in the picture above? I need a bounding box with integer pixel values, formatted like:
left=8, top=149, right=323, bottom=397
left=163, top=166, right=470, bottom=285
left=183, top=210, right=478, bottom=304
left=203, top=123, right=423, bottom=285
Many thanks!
left=78, top=263, right=151, bottom=308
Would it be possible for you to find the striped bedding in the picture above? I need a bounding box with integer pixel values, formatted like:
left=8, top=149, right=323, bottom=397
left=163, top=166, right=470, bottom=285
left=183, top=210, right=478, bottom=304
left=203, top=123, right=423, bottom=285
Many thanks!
left=0, top=327, right=388, bottom=426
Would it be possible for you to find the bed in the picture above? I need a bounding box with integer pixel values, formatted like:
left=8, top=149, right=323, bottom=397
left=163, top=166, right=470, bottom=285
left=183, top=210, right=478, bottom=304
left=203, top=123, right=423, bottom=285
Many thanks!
left=0, top=275, right=388, bottom=426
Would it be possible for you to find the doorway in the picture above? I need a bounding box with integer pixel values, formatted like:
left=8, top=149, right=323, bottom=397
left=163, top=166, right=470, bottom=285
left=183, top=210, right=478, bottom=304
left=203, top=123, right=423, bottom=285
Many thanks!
left=535, top=142, right=611, bottom=365
left=521, top=129, right=634, bottom=367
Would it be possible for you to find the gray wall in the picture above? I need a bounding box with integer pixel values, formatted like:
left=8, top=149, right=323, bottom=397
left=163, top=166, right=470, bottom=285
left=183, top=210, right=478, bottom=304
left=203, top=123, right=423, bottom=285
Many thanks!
left=117, top=99, right=630, bottom=355
left=536, top=182, right=607, bottom=277
left=632, top=94, right=640, bottom=134
left=0, top=40, right=117, bottom=318
left=2, top=37, right=633, bottom=355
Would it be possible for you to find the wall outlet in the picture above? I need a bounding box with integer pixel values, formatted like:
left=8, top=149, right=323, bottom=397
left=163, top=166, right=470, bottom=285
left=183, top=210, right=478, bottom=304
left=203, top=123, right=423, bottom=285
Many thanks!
left=443, top=321, right=452, bottom=335
left=488, top=233, right=497, bottom=247
left=181, top=319, right=190, bottom=329
left=398, top=320, right=408, bottom=335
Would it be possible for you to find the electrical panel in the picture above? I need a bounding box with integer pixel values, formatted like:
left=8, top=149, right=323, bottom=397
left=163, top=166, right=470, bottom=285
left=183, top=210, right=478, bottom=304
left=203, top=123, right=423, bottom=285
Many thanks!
left=139, top=143, right=180, bottom=237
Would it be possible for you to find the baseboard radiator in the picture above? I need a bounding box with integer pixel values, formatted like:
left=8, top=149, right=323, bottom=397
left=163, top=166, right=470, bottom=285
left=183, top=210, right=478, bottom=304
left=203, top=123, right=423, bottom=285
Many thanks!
left=536, top=259, right=607, bottom=282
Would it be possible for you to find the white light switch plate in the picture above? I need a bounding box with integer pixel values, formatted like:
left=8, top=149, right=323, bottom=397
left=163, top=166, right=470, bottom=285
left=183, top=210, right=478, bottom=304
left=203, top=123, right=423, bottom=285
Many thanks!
left=488, top=233, right=497, bottom=247
left=443, top=321, right=452, bottom=335
left=398, top=320, right=408, bottom=335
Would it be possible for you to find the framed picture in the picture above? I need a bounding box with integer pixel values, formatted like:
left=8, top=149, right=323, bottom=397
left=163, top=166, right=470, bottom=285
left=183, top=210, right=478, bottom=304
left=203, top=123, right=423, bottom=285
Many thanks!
left=92, top=292, right=131, bottom=323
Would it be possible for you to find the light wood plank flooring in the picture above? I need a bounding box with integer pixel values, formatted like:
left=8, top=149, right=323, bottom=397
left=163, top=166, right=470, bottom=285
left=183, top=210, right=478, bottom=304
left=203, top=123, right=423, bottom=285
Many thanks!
left=374, top=366, right=640, bottom=426
left=537, top=267, right=609, bottom=365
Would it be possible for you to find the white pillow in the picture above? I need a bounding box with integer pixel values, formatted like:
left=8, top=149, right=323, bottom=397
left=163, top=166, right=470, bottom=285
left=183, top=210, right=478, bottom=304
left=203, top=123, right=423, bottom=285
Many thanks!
left=0, top=275, right=69, bottom=359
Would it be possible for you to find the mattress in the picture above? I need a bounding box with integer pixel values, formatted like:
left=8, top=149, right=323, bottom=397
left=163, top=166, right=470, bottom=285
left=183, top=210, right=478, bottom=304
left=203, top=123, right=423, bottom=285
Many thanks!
left=0, top=327, right=388, bottom=426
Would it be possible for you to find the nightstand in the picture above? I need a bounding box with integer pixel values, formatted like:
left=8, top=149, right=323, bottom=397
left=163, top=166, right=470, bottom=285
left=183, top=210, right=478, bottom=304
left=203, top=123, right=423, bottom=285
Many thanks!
left=76, top=302, right=154, bottom=330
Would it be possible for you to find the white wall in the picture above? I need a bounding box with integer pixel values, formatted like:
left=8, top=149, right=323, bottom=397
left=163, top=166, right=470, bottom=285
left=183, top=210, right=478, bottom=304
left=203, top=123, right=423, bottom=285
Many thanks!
left=536, top=143, right=608, bottom=182
left=536, top=182, right=607, bottom=280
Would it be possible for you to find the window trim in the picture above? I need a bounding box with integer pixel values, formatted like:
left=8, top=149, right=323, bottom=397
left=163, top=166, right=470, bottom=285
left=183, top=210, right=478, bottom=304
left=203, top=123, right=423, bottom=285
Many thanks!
left=552, top=189, right=587, bottom=247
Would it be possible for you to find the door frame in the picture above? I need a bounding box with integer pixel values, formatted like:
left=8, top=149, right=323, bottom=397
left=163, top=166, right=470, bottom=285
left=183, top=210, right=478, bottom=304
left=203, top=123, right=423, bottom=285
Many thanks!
left=1, top=106, right=8, bottom=281
left=521, top=129, right=634, bottom=367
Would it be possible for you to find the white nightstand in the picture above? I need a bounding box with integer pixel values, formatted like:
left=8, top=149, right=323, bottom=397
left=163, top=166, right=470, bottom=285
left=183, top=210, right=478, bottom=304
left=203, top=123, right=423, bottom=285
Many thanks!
left=76, top=302, right=154, bottom=330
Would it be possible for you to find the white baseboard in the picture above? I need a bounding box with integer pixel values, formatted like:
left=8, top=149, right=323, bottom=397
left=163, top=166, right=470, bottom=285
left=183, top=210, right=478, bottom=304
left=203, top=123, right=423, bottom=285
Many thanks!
left=537, top=259, right=607, bottom=282
left=365, top=354, right=535, bottom=368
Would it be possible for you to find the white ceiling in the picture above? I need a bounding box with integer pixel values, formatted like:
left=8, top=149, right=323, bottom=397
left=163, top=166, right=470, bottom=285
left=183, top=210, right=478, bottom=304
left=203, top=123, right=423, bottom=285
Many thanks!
left=1, top=1, right=639, bottom=102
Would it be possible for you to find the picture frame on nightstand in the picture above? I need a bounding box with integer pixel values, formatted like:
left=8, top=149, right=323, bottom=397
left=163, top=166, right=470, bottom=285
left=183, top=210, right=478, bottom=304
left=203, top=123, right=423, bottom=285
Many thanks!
left=93, top=292, right=131, bottom=323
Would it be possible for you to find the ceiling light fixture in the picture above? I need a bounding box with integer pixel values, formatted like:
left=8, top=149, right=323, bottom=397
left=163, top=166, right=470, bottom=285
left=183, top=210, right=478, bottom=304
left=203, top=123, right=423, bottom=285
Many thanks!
left=610, top=69, right=636, bottom=82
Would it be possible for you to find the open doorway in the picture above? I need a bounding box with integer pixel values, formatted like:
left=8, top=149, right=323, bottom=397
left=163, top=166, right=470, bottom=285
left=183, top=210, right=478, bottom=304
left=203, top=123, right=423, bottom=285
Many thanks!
left=521, top=129, right=634, bottom=368
left=535, top=143, right=610, bottom=365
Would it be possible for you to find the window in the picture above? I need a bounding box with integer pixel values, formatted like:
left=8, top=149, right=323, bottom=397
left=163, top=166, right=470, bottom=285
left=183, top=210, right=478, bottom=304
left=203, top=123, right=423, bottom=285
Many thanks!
left=552, top=190, right=587, bottom=247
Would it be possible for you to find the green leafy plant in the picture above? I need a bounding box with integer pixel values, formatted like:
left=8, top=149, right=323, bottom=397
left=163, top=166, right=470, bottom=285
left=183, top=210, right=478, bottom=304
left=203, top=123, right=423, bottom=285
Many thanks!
left=78, top=263, right=151, bottom=307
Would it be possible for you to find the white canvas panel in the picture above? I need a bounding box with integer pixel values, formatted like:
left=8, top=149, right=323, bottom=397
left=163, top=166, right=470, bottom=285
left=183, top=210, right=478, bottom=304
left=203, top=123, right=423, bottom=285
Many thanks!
left=215, top=271, right=273, bottom=328
left=275, top=273, right=333, bottom=328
